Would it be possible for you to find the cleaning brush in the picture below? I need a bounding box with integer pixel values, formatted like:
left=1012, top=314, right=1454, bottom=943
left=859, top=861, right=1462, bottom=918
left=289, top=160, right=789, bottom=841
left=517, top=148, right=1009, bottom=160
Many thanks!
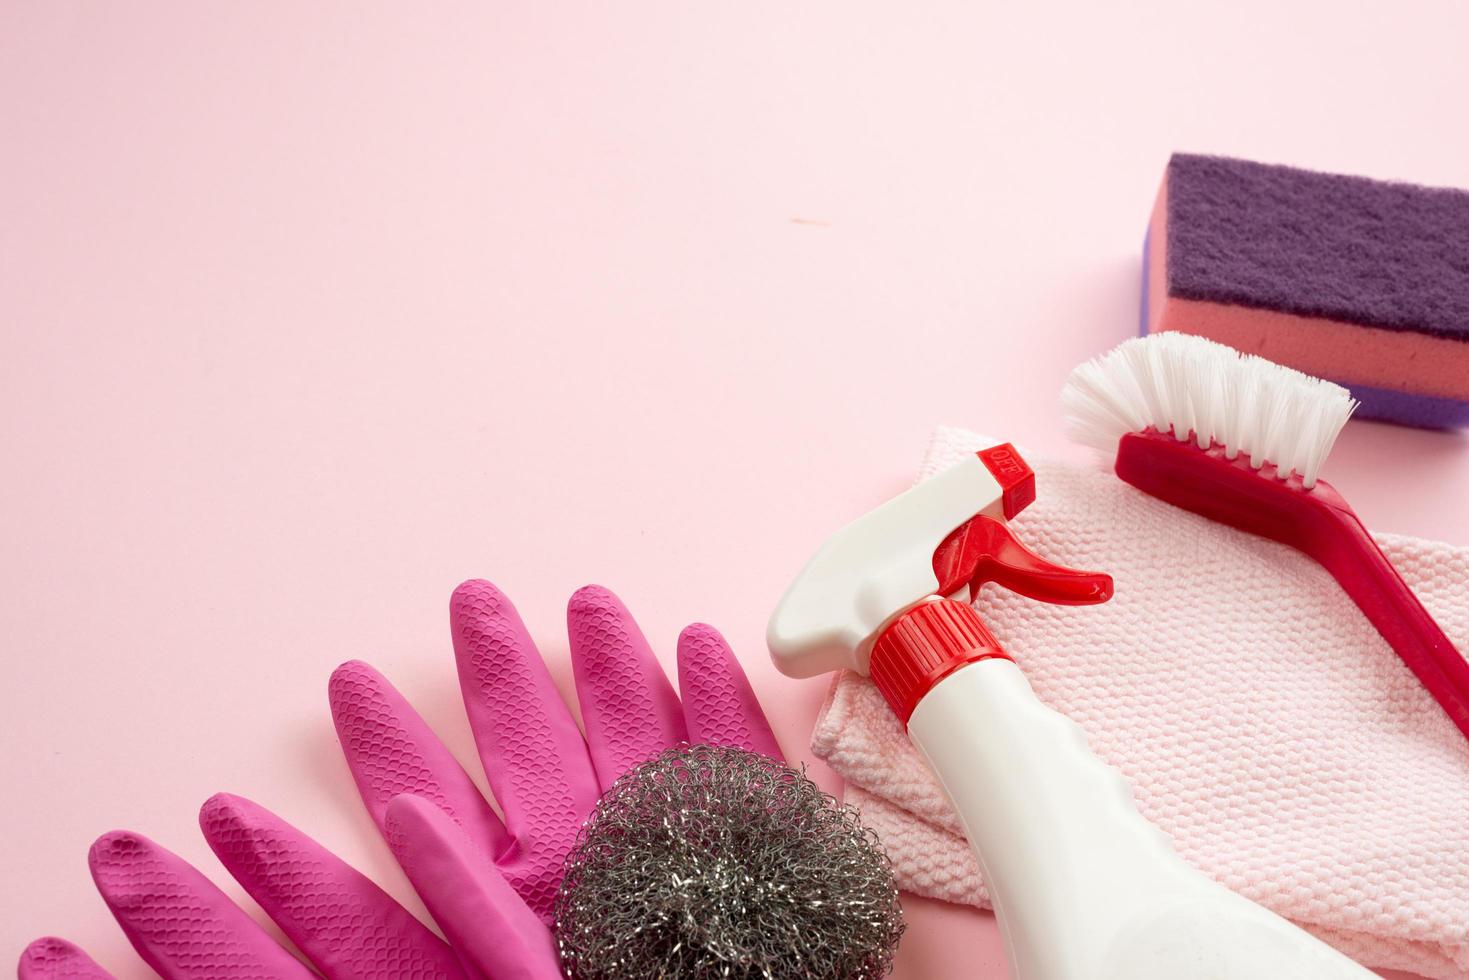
left=1063, top=332, right=1469, bottom=741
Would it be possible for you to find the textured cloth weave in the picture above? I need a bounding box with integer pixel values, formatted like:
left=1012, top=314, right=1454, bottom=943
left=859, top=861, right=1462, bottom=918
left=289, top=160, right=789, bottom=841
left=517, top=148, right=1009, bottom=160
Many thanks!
left=813, top=426, right=1469, bottom=979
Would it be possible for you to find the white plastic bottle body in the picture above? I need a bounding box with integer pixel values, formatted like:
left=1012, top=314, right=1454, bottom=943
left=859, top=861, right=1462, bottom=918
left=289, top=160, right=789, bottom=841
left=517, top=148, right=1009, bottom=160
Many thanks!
left=906, top=658, right=1373, bottom=980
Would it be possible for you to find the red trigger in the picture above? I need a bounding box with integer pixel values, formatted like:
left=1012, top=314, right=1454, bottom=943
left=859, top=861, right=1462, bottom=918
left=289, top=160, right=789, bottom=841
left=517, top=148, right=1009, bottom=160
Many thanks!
left=932, top=515, right=1113, bottom=606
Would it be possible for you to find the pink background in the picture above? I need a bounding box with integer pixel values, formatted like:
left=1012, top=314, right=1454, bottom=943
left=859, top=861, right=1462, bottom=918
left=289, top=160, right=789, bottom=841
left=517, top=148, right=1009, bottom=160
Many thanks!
left=3, top=3, right=1467, bottom=977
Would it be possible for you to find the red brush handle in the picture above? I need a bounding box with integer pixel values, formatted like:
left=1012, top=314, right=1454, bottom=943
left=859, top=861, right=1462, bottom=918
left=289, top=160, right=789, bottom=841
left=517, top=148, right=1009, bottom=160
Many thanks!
left=1117, top=430, right=1469, bottom=741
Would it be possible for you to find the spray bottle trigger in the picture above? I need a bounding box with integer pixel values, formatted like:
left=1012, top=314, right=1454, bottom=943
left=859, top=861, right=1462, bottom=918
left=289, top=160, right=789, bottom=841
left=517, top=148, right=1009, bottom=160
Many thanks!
left=932, top=515, right=1114, bottom=606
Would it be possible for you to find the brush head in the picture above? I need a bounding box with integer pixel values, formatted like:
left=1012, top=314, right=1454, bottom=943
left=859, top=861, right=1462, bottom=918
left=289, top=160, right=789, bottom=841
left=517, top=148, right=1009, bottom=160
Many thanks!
left=1063, top=333, right=1357, bottom=488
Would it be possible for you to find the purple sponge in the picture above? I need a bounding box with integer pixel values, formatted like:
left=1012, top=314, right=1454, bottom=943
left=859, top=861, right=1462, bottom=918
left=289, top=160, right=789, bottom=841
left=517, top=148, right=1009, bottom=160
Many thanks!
left=1141, top=153, right=1469, bottom=428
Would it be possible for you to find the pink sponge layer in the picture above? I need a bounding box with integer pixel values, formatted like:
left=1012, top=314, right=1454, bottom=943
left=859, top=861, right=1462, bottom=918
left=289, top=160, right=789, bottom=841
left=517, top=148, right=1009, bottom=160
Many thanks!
left=1145, top=155, right=1469, bottom=415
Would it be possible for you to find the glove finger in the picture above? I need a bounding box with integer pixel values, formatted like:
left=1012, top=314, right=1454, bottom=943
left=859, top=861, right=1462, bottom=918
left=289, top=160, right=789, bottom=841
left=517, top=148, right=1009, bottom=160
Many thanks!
left=88, top=830, right=315, bottom=979
left=200, top=793, right=468, bottom=980
left=568, top=585, right=688, bottom=789
left=677, top=623, right=784, bottom=761
left=385, top=794, right=562, bottom=978
left=449, top=580, right=598, bottom=920
left=18, top=938, right=116, bottom=980
left=329, top=659, right=507, bottom=856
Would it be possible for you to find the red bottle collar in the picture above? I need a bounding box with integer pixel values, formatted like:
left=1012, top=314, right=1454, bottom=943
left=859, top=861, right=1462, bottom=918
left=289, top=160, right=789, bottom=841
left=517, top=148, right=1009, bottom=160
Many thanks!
left=870, top=599, right=1008, bottom=724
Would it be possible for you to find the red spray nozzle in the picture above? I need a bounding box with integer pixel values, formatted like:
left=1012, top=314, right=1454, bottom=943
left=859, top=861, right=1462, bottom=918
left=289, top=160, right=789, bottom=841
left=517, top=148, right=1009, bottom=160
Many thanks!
left=768, top=442, right=1112, bottom=723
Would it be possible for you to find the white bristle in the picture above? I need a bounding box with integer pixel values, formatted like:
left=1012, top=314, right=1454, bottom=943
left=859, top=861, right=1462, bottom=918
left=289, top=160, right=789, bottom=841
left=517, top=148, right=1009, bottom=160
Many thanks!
left=1061, top=333, right=1357, bottom=489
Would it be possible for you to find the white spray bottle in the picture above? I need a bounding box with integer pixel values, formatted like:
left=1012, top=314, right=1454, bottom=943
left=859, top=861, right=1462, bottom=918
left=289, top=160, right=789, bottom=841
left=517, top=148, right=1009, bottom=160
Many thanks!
left=767, top=443, right=1374, bottom=980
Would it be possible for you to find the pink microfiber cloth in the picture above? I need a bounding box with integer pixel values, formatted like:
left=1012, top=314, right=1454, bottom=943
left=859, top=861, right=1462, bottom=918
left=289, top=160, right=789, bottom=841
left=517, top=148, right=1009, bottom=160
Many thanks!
left=813, top=426, right=1469, bottom=979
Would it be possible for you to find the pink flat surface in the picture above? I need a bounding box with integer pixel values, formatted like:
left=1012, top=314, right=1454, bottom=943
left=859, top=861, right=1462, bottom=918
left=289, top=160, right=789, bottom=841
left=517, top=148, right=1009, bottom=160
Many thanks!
left=3, top=4, right=1467, bottom=977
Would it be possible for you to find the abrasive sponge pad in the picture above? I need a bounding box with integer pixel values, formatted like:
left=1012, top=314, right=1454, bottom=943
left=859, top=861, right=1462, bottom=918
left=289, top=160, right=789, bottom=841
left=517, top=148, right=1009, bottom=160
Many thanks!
left=1142, top=153, right=1469, bottom=428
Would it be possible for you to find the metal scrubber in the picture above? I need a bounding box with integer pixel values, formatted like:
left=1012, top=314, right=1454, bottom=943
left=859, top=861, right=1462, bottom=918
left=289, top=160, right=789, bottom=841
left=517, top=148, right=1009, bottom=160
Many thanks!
left=554, top=743, right=905, bottom=979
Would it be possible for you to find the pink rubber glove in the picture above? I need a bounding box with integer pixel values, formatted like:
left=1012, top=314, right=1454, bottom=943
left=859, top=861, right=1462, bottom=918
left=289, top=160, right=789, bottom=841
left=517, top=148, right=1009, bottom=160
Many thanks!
left=328, top=580, right=781, bottom=977
left=20, top=581, right=777, bottom=980
left=19, top=794, right=471, bottom=980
